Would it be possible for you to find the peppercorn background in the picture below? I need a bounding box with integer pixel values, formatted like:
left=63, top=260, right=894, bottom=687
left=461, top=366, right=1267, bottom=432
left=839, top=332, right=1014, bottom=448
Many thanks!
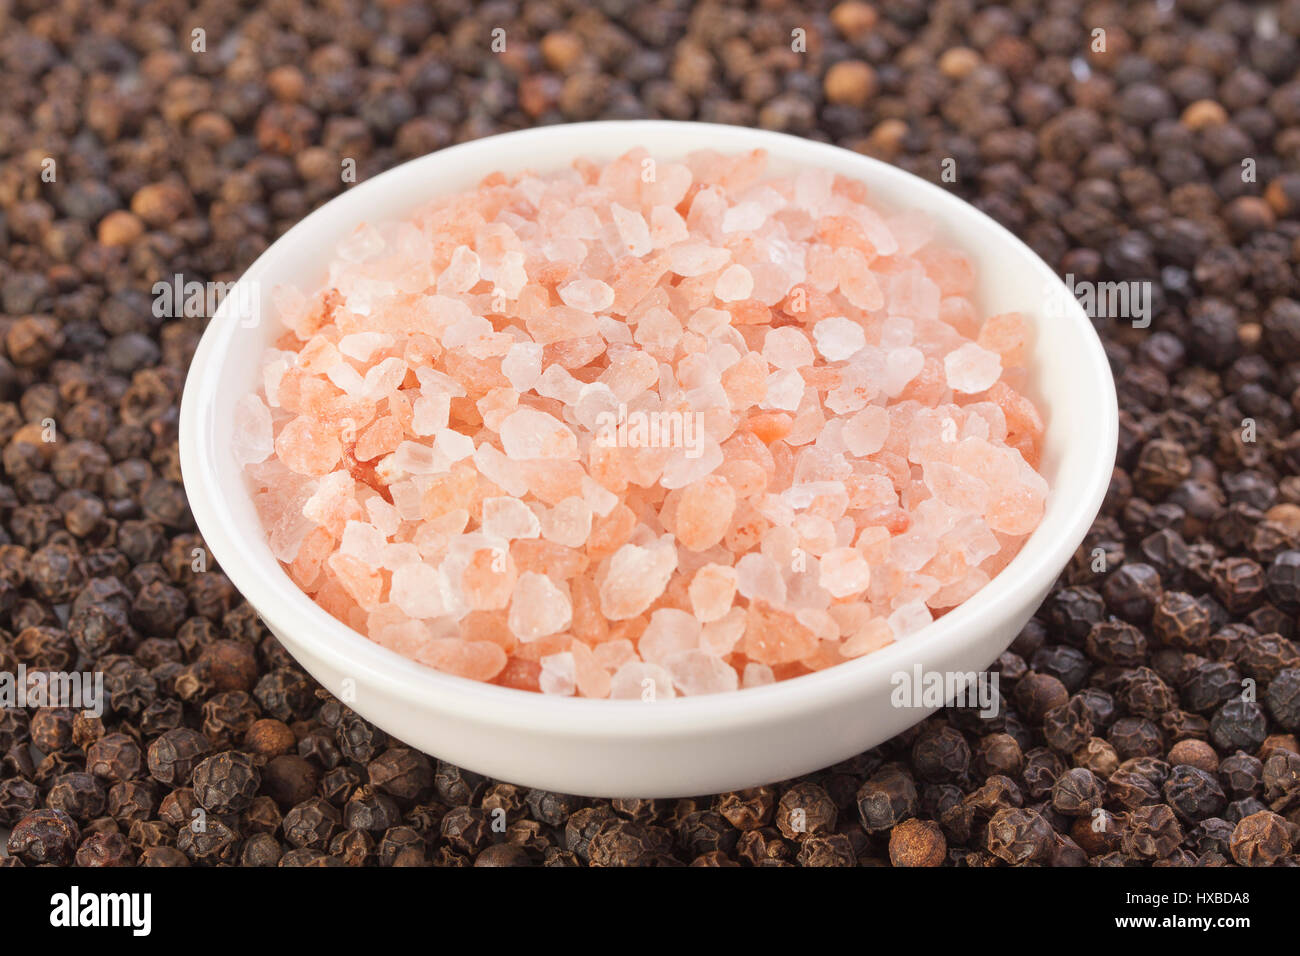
left=2, top=0, right=1300, bottom=868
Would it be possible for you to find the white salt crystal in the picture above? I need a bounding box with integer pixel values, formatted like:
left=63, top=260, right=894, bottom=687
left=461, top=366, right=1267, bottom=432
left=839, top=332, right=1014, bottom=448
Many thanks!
left=325, top=362, right=366, bottom=397
left=611, top=203, right=652, bottom=256
left=363, top=357, right=407, bottom=401
left=742, top=662, right=775, bottom=689
left=539, top=652, right=576, bottom=696
left=508, top=571, right=572, bottom=641
left=843, top=405, right=890, bottom=457
left=482, top=496, right=541, bottom=540
left=764, top=368, right=805, bottom=411
left=649, top=205, right=689, bottom=247
left=473, top=443, right=529, bottom=497
left=763, top=327, right=814, bottom=369
left=887, top=600, right=932, bottom=639
left=665, top=650, right=739, bottom=696
left=392, top=441, right=449, bottom=475
left=501, top=341, right=543, bottom=391
left=338, top=332, right=392, bottom=361
left=365, top=496, right=401, bottom=536
left=391, top=563, right=449, bottom=618
left=340, top=521, right=388, bottom=569
left=714, top=264, right=754, bottom=302
left=944, top=342, right=1002, bottom=393
left=437, top=245, right=480, bottom=293
left=559, top=278, right=615, bottom=313
left=813, top=316, right=866, bottom=361
left=434, top=429, right=475, bottom=462
left=498, top=408, right=578, bottom=460
left=721, top=201, right=766, bottom=233
left=668, top=242, right=731, bottom=277
left=540, top=496, right=592, bottom=547
left=337, top=223, right=385, bottom=262
left=232, top=394, right=273, bottom=466
left=609, top=661, right=676, bottom=700
left=880, top=347, right=924, bottom=397
left=412, top=393, right=451, bottom=436
left=534, top=364, right=583, bottom=404
left=735, top=552, right=788, bottom=605
left=639, top=608, right=701, bottom=665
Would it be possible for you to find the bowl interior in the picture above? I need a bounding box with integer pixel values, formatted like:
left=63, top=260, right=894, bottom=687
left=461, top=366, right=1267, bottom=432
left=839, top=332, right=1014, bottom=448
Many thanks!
left=181, top=120, right=1117, bottom=722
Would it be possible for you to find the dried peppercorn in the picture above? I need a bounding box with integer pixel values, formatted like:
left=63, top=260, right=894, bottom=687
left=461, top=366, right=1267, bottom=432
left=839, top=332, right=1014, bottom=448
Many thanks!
left=856, top=766, right=919, bottom=833
left=1162, top=765, right=1228, bottom=823
left=260, top=754, right=320, bottom=809
left=283, top=797, right=341, bottom=850
left=888, top=818, right=946, bottom=867
left=367, top=747, right=433, bottom=803
left=240, top=832, right=284, bottom=867
left=986, top=808, right=1054, bottom=864
left=1229, top=810, right=1292, bottom=865
left=146, top=728, right=211, bottom=786
left=6, top=809, right=80, bottom=865
left=1051, top=768, right=1104, bottom=817
left=1210, top=699, right=1269, bottom=753
left=191, top=751, right=260, bottom=813
left=1122, top=804, right=1185, bottom=861
left=717, top=787, right=775, bottom=831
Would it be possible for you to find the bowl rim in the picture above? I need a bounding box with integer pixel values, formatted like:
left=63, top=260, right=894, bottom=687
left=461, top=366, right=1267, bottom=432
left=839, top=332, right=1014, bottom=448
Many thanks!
left=179, top=119, right=1119, bottom=735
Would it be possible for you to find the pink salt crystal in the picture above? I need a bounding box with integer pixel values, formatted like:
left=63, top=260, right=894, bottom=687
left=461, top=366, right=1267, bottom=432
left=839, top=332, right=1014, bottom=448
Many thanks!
left=688, top=563, right=738, bottom=623
left=818, top=547, right=872, bottom=598
left=592, top=639, right=636, bottom=671
left=666, top=650, right=739, bottom=696
left=539, top=496, right=592, bottom=547
left=944, top=342, right=1002, bottom=394
left=609, top=661, right=676, bottom=701
left=498, top=408, right=578, bottom=460
left=539, top=652, right=576, bottom=696
left=508, top=571, right=572, bottom=641
left=761, top=327, right=815, bottom=370
left=390, top=563, right=449, bottom=618
left=638, top=608, right=701, bottom=664
left=416, top=639, right=506, bottom=682
left=675, top=475, right=736, bottom=552
left=700, top=606, right=746, bottom=656
left=835, top=248, right=884, bottom=311
left=713, top=263, right=754, bottom=302
left=437, top=245, right=481, bottom=294
left=842, top=405, right=890, bottom=457
left=569, top=641, right=611, bottom=698
left=611, top=203, right=652, bottom=257
left=275, top=416, right=342, bottom=476
left=668, top=242, right=731, bottom=277
left=741, top=662, right=775, bottom=688
left=232, top=394, right=274, bottom=466
left=841, top=617, right=893, bottom=657
left=887, top=600, right=932, bottom=639
left=649, top=205, right=689, bottom=247
left=559, top=278, right=615, bottom=313
left=599, top=541, right=676, bottom=620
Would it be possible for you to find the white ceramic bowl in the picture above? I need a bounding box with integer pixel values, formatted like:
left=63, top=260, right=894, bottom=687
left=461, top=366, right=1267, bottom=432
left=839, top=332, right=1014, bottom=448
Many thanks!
left=180, top=120, right=1117, bottom=798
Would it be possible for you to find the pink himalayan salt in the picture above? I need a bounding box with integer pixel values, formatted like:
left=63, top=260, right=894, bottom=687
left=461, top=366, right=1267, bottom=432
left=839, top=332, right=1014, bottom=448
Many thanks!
left=241, top=148, right=1048, bottom=697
